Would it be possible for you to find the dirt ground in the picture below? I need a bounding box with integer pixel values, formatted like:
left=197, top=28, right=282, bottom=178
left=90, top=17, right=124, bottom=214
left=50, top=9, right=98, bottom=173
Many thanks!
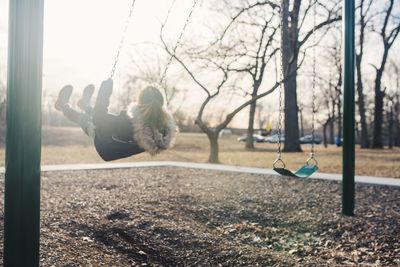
left=0, top=167, right=398, bottom=266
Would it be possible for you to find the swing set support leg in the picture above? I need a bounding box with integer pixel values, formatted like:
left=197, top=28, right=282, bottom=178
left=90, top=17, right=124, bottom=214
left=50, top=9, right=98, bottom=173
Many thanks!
left=4, top=0, right=44, bottom=266
left=342, top=0, right=355, bottom=216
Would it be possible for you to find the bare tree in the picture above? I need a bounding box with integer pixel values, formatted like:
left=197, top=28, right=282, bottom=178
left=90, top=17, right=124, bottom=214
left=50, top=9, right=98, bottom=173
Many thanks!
left=218, top=2, right=279, bottom=149
left=319, top=101, right=334, bottom=147
left=385, top=59, right=400, bottom=147
left=394, top=93, right=400, bottom=147
left=370, top=0, right=400, bottom=148
left=206, top=0, right=341, bottom=151
left=394, top=71, right=400, bottom=148
left=386, top=92, right=395, bottom=149
left=317, top=72, right=337, bottom=147
left=333, top=40, right=343, bottom=146
left=160, top=15, right=284, bottom=162
left=314, top=30, right=342, bottom=147
left=327, top=31, right=343, bottom=145
left=355, top=0, right=373, bottom=148
left=280, top=0, right=341, bottom=152
left=243, top=20, right=279, bottom=149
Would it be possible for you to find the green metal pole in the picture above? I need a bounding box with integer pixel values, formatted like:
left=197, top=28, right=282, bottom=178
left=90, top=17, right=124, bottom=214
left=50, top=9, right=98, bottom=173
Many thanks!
left=4, top=0, right=44, bottom=266
left=342, top=0, right=355, bottom=216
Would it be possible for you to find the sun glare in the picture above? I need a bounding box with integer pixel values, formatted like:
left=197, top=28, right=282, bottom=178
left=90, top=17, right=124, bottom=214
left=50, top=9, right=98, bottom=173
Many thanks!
left=42, top=0, right=197, bottom=92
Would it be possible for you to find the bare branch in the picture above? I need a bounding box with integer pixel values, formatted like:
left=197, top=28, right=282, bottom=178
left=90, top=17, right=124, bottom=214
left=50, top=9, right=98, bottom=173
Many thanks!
left=298, top=16, right=342, bottom=48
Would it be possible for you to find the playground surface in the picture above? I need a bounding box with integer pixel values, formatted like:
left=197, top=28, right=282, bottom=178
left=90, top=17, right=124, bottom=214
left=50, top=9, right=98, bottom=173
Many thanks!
left=0, top=167, right=398, bottom=266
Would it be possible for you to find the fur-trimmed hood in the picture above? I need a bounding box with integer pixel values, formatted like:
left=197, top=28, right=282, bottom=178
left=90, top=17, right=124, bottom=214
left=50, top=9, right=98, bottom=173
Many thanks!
left=129, top=105, right=178, bottom=155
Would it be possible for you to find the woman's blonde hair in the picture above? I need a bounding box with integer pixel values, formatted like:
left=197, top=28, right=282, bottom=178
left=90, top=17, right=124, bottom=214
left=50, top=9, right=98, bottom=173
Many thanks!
left=137, top=86, right=168, bottom=130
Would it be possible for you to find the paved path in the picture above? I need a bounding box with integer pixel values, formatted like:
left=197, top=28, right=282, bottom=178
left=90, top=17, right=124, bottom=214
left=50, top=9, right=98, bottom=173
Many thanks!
left=1, top=161, right=399, bottom=187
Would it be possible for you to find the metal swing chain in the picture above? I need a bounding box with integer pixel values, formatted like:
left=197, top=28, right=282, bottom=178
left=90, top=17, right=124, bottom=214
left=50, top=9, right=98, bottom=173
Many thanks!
left=110, top=0, right=137, bottom=79
left=160, top=0, right=199, bottom=85
left=273, top=1, right=286, bottom=169
left=308, top=0, right=318, bottom=166
left=274, top=58, right=285, bottom=168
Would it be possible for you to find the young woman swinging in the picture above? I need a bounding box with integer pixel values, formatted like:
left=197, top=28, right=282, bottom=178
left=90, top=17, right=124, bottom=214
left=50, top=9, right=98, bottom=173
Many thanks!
left=54, top=79, right=177, bottom=161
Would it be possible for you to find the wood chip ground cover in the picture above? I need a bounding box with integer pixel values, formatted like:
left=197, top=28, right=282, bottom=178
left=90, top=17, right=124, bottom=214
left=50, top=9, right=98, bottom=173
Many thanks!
left=0, top=167, right=399, bottom=266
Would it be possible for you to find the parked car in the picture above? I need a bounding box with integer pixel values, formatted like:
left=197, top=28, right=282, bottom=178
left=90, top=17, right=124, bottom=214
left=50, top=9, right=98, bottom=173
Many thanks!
left=299, top=134, right=322, bottom=144
left=219, top=129, right=233, bottom=138
left=237, top=134, right=265, bottom=143
left=264, top=134, right=285, bottom=143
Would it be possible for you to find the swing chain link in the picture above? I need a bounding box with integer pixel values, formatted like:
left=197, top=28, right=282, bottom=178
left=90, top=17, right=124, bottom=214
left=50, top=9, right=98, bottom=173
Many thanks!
left=110, top=0, right=137, bottom=79
left=277, top=69, right=283, bottom=159
left=306, top=154, right=318, bottom=166
left=160, top=0, right=199, bottom=85
left=273, top=157, right=285, bottom=169
left=274, top=0, right=285, bottom=168
left=310, top=0, right=317, bottom=165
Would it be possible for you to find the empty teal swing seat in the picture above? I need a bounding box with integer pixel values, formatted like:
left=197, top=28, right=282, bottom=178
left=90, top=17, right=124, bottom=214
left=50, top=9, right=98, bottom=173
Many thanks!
left=273, top=155, right=318, bottom=178
left=273, top=164, right=318, bottom=178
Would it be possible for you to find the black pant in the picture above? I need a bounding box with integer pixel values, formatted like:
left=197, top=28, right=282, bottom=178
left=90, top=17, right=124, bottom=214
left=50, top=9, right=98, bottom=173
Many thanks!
left=62, top=96, right=144, bottom=161
left=93, top=110, right=145, bottom=161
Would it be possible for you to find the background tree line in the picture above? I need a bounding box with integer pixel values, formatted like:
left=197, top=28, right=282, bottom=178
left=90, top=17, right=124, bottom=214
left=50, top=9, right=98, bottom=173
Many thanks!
left=0, top=0, right=399, bottom=162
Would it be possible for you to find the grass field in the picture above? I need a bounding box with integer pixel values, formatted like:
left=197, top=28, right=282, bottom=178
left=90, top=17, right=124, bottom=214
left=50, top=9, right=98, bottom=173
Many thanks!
left=1, top=126, right=399, bottom=178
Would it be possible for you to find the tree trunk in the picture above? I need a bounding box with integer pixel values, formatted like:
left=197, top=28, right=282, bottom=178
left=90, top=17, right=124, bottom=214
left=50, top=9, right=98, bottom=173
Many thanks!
left=299, top=106, right=304, bottom=137
left=330, top=100, right=335, bottom=144
left=356, top=56, right=369, bottom=148
left=355, top=0, right=370, bottom=148
left=337, top=92, right=342, bottom=145
left=207, top=131, right=220, bottom=163
left=245, top=100, right=256, bottom=149
left=323, top=120, right=329, bottom=148
left=355, top=121, right=360, bottom=143
left=329, top=120, right=335, bottom=145
left=395, top=124, right=400, bottom=147
left=387, top=105, right=393, bottom=149
left=283, top=63, right=302, bottom=152
left=372, top=69, right=385, bottom=148
left=395, top=96, right=400, bottom=147
left=395, top=119, right=400, bottom=147
left=372, top=92, right=384, bottom=148
left=281, top=0, right=302, bottom=152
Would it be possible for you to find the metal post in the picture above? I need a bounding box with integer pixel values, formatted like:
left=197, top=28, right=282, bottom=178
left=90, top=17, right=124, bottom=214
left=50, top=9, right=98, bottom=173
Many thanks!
left=342, top=0, right=355, bottom=216
left=4, top=0, right=44, bottom=266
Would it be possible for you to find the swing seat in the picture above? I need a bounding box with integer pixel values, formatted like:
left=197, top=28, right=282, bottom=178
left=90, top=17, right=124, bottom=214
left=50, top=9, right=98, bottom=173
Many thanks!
left=273, top=164, right=318, bottom=178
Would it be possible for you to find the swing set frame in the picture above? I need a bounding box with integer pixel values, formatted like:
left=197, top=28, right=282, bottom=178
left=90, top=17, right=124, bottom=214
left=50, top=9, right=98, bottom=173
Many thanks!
left=3, top=0, right=355, bottom=265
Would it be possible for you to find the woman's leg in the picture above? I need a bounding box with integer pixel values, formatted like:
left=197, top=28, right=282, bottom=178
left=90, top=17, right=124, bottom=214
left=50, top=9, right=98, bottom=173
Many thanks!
left=61, top=104, right=83, bottom=125
left=93, top=79, right=113, bottom=116
left=61, top=105, right=95, bottom=138
left=77, top=84, right=95, bottom=111
left=55, top=85, right=95, bottom=138
left=55, top=85, right=73, bottom=111
left=92, top=78, right=132, bottom=140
